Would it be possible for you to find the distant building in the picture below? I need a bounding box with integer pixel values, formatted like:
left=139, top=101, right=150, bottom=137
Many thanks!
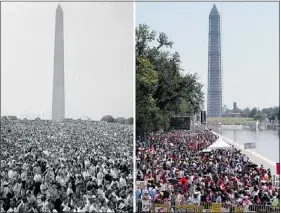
left=233, top=102, right=237, bottom=110
left=207, top=4, right=222, bottom=117
left=222, top=105, right=228, bottom=114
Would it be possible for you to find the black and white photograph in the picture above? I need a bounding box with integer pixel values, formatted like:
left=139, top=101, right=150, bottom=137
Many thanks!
left=1, top=2, right=134, bottom=213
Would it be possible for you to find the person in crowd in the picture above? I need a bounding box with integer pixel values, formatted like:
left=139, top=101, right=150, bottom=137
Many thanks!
left=136, top=129, right=279, bottom=211
left=0, top=118, right=133, bottom=213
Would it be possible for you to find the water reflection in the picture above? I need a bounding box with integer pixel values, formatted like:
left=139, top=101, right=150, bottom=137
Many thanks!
left=217, top=127, right=279, bottom=162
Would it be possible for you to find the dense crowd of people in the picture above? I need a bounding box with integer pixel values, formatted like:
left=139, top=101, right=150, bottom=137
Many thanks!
left=0, top=119, right=133, bottom=213
left=136, top=130, right=279, bottom=211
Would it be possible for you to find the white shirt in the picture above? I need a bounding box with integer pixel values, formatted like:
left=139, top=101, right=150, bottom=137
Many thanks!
left=7, top=207, right=16, bottom=212
left=67, top=187, right=74, bottom=196
left=161, top=183, right=168, bottom=191
left=59, top=178, right=67, bottom=187
left=89, top=204, right=96, bottom=213
left=34, top=174, right=42, bottom=182
left=97, top=188, right=105, bottom=197
left=21, top=172, right=27, bottom=181
left=120, top=177, right=127, bottom=187
left=8, top=170, right=15, bottom=180
left=97, top=172, right=103, bottom=180
left=107, top=208, right=114, bottom=213
left=85, top=160, right=90, bottom=167
left=75, top=207, right=84, bottom=213
left=22, top=163, right=28, bottom=170
left=83, top=171, right=90, bottom=179
left=111, top=169, right=117, bottom=179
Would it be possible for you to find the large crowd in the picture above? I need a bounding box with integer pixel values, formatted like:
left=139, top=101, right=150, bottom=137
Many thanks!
left=0, top=119, right=133, bottom=213
left=136, top=130, right=280, bottom=211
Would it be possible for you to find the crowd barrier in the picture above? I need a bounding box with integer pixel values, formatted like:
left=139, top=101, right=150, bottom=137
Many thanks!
left=136, top=200, right=280, bottom=213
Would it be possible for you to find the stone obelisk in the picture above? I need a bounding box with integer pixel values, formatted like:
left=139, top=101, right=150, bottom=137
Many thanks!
left=52, top=4, right=65, bottom=120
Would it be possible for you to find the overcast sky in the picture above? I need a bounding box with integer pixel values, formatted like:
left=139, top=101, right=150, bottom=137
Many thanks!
left=1, top=2, right=134, bottom=120
left=137, top=2, right=279, bottom=110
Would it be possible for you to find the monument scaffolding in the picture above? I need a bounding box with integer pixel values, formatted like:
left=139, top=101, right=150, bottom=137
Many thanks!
left=207, top=4, right=222, bottom=117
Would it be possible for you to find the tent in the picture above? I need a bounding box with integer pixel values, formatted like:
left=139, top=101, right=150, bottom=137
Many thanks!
left=207, top=137, right=232, bottom=150
left=200, top=149, right=212, bottom=152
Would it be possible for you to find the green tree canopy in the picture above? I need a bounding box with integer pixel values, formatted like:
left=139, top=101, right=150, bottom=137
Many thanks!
left=136, top=24, right=204, bottom=135
left=262, top=106, right=280, bottom=121
left=248, top=107, right=258, bottom=118
left=240, top=107, right=251, bottom=117
left=239, top=106, right=279, bottom=121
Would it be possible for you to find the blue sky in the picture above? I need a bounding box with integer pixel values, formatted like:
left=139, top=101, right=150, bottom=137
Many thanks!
left=136, top=2, right=279, bottom=110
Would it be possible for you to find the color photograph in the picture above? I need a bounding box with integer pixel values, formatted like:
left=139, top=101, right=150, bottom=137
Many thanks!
left=135, top=2, right=279, bottom=213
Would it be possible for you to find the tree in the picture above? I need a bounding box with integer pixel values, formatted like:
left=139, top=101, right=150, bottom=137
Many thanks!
left=253, top=112, right=266, bottom=121
left=136, top=57, right=160, bottom=134
left=248, top=107, right=258, bottom=118
left=136, top=24, right=204, bottom=135
left=240, top=107, right=250, bottom=117
left=262, top=106, right=280, bottom=121
left=125, top=117, right=133, bottom=125
left=100, top=115, right=115, bottom=123
left=115, top=117, right=126, bottom=124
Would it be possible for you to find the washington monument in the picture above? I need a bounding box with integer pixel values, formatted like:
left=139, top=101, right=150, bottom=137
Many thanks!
left=52, top=4, right=65, bottom=120
left=207, top=4, right=222, bottom=117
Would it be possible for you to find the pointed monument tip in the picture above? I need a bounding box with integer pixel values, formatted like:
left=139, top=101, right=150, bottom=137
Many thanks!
left=210, top=3, right=219, bottom=15
left=57, top=4, right=62, bottom=11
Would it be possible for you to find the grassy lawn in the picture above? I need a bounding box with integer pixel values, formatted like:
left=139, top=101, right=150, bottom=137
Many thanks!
left=207, top=117, right=255, bottom=125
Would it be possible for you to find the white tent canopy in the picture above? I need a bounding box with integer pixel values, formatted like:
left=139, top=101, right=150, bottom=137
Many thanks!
left=207, top=137, right=232, bottom=150
left=200, top=148, right=212, bottom=152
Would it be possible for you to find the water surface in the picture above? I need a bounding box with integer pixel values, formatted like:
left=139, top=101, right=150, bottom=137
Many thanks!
left=215, top=127, right=279, bottom=163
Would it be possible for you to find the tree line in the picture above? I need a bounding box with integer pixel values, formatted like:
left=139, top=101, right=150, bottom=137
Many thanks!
left=239, top=106, right=280, bottom=121
left=136, top=24, right=204, bottom=135
left=1, top=115, right=134, bottom=124
left=100, top=115, right=133, bottom=125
